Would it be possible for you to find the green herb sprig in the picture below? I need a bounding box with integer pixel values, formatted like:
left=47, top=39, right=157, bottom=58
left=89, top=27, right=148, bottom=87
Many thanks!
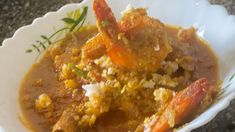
left=26, top=6, right=88, bottom=54
left=68, top=63, right=88, bottom=78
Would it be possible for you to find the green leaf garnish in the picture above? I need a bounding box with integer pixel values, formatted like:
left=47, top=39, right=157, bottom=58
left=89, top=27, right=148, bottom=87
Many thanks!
left=68, top=63, right=88, bottom=78
left=62, top=18, right=76, bottom=24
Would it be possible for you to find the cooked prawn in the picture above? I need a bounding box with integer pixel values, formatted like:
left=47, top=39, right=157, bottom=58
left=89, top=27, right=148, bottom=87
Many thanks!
left=81, top=34, right=106, bottom=61
left=119, top=8, right=172, bottom=71
left=82, top=0, right=172, bottom=71
left=92, top=0, right=137, bottom=69
left=151, top=78, right=210, bottom=132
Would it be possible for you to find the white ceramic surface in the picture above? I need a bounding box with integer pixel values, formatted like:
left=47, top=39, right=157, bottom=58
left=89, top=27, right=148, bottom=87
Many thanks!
left=1, top=0, right=235, bottom=131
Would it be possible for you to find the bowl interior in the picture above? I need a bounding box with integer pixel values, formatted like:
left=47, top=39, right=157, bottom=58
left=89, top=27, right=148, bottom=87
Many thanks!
left=0, top=0, right=235, bottom=131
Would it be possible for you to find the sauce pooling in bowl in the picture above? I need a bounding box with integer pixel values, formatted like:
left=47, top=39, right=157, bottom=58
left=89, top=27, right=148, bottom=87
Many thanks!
left=19, top=25, right=219, bottom=132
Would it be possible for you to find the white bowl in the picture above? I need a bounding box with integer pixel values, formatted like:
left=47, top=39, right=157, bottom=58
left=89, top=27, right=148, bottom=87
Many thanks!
left=1, top=0, right=235, bottom=131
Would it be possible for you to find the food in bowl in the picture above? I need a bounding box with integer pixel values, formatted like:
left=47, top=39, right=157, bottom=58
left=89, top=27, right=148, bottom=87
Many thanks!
left=19, top=0, right=220, bottom=131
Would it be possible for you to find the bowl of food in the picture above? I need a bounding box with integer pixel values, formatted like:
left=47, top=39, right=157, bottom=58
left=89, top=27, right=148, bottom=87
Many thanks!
left=1, top=0, right=235, bottom=131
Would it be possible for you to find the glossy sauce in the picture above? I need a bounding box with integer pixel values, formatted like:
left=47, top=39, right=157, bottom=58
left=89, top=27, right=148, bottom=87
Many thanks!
left=19, top=26, right=219, bottom=132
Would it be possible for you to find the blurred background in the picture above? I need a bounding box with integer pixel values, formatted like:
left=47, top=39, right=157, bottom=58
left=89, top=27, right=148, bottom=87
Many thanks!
left=0, top=0, right=235, bottom=131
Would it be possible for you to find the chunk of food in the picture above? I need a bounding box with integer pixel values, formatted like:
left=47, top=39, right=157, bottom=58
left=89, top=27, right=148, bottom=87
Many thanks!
left=19, top=0, right=219, bottom=131
left=81, top=34, right=106, bottom=61
left=177, top=27, right=196, bottom=42
left=35, top=93, right=52, bottom=110
left=119, top=8, right=172, bottom=71
left=92, top=0, right=137, bottom=69
left=52, top=110, right=77, bottom=132
left=82, top=0, right=171, bottom=71
left=151, top=78, right=210, bottom=132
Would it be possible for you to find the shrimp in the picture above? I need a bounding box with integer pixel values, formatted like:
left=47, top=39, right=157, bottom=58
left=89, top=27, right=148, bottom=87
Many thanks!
left=82, top=0, right=172, bottom=71
left=81, top=34, right=106, bottom=61
left=151, top=78, right=210, bottom=132
left=92, top=0, right=137, bottom=69
left=119, top=8, right=172, bottom=71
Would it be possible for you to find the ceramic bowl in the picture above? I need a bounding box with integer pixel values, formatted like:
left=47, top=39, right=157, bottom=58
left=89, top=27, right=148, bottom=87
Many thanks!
left=1, top=0, right=235, bottom=131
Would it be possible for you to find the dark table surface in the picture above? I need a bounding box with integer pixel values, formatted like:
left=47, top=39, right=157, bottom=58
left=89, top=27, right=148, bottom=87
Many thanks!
left=0, top=0, right=235, bottom=131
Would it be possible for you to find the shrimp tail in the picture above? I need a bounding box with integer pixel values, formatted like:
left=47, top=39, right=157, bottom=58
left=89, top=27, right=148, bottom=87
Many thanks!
left=93, top=0, right=120, bottom=42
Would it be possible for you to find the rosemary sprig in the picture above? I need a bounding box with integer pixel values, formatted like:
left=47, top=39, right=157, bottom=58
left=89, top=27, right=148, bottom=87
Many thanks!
left=26, top=6, right=88, bottom=54
left=68, top=63, right=88, bottom=78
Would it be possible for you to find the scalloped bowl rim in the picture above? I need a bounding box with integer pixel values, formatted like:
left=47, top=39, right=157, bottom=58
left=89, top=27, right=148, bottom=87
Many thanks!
left=0, top=0, right=235, bottom=132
